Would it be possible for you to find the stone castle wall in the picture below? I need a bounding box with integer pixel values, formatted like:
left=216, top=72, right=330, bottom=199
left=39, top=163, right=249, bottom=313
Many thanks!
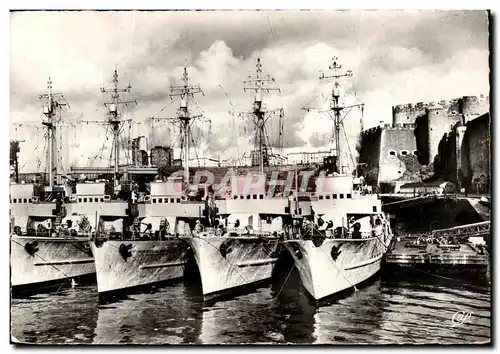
left=359, top=94, right=489, bottom=189
left=392, top=94, right=489, bottom=126
left=462, top=114, right=490, bottom=193
left=378, top=127, right=418, bottom=183
left=358, top=126, right=383, bottom=186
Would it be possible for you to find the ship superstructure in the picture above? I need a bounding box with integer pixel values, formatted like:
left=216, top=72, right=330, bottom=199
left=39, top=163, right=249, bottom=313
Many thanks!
left=183, top=58, right=292, bottom=300
left=90, top=67, right=209, bottom=295
left=10, top=78, right=95, bottom=292
left=65, top=69, right=135, bottom=238
left=283, top=57, right=393, bottom=302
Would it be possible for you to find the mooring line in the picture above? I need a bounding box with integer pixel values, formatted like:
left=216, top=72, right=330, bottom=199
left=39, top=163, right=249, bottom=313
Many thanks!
left=275, top=264, right=295, bottom=298
left=11, top=239, right=74, bottom=294
left=96, top=235, right=253, bottom=337
left=190, top=235, right=257, bottom=287
left=313, top=241, right=416, bottom=343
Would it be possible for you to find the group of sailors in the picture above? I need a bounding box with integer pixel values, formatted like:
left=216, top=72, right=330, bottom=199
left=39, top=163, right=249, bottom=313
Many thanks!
left=12, top=214, right=92, bottom=238
left=294, top=213, right=388, bottom=240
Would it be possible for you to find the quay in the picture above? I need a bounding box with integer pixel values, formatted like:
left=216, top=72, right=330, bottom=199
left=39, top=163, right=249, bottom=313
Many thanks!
left=384, top=221, right=490, bottom=269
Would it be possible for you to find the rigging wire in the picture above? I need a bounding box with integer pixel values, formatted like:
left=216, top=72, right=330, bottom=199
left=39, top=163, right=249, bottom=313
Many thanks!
left=341, top=120, right=357, bottom=172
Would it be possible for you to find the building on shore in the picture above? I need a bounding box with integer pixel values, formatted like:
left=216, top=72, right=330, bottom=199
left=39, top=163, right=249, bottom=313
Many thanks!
left=286, top=148, right=334, bottom=166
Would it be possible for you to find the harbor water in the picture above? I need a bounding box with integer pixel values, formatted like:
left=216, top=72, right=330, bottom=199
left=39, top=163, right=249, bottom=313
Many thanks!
left=11, top=266, right=491, bottom=345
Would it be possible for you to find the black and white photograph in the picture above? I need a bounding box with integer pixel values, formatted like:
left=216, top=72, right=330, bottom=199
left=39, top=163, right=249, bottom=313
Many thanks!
left=8, top=8, right=491, bottom=345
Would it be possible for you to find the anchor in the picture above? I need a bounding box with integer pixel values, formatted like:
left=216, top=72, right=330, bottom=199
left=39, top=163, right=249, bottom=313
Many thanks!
left=24, top=241, right=39, bottom=257
left=331, top=244, right=342, bottom=261
left=78, top=242, right=93, bottom=257
left=118, top=243, right=134, bottom=262
left=219, top=239, right=236, bottom=258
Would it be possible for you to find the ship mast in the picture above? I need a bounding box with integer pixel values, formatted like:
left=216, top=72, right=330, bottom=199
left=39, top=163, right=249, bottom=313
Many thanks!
left=151, top=66, right=205, bottom=184
left=319, top=57, right=353, bottom=174
left=100, top=69, right=138, bottom=187
left=243, top=58, right=281, bottom=173
left=40, top=77, right=68, bottom=188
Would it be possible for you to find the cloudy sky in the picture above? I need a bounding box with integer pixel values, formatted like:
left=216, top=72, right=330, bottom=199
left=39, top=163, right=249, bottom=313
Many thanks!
left=10, top=10, right=489, bottom=172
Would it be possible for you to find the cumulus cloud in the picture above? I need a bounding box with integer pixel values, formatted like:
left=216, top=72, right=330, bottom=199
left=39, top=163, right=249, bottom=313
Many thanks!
left=10, top=10, right=489, bottom=173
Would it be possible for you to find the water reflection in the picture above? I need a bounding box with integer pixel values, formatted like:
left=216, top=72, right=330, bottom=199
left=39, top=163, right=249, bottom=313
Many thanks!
left=10, top=266, right=491, bottom=344
left=93, top=282, right=203, bottom=344
left=376, top=273, right=491, bottom=344
left=199, top=289, right=285, bottom=344
left=312, top=280, right=386, bottom=344
left=11, top=285, right=98, bottom=344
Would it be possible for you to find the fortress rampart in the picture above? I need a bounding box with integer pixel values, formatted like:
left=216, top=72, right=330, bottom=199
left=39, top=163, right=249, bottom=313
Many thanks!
left=359, top=94, right=489, bottom=190
left=392, top=94, right=489, bottom=127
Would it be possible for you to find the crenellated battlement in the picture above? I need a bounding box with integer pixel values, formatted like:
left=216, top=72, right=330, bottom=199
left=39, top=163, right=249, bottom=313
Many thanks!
left=361, top=126, right=382, bottom=137
left=392, top=94, right=489, bottom=126
left=361, top=123, right=416, bottom=137
left=389, top=123, right=417, bottom=129
left=392, top=103, right=413, bottom=112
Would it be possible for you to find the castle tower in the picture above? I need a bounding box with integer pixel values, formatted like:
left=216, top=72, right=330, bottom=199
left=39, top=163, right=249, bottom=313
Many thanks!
left=392, top=104, right=412, bottom=126
left=455, top=125, right=467, bottom=189
left=460, top=95, right=490, bottom=123
left=426, top=105, right=447, bottom=165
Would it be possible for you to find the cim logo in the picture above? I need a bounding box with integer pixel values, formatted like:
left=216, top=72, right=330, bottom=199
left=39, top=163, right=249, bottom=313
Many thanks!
left=451, top=310, right=473, bottom=328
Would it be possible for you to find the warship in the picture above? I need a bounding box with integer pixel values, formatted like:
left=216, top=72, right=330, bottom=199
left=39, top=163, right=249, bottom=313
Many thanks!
left=183, top=58, right=291, bottom=300
left=90, top=68, right=208, bottom=296
left=283, top=57, right=393, bottom=302
left=10, top=78, right=96, bottom=293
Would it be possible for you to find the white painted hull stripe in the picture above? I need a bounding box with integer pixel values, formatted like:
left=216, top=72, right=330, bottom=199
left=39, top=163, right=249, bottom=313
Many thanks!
left=138, top=261, right=187, bottom=269
left=34, top=258, right=94, bottom=266
left=236, top=258, right=278, bottom=267
left=343, top=255, right=383, bottom=270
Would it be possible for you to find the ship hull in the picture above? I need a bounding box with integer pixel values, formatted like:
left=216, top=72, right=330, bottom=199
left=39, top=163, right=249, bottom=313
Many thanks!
left=284, top=235, right=390, bottom=301
left=90, top=239, right=189, bottom=295
left=10, top=236, right=95, bottom=290
left=184, top=236, right=279, bottom=299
